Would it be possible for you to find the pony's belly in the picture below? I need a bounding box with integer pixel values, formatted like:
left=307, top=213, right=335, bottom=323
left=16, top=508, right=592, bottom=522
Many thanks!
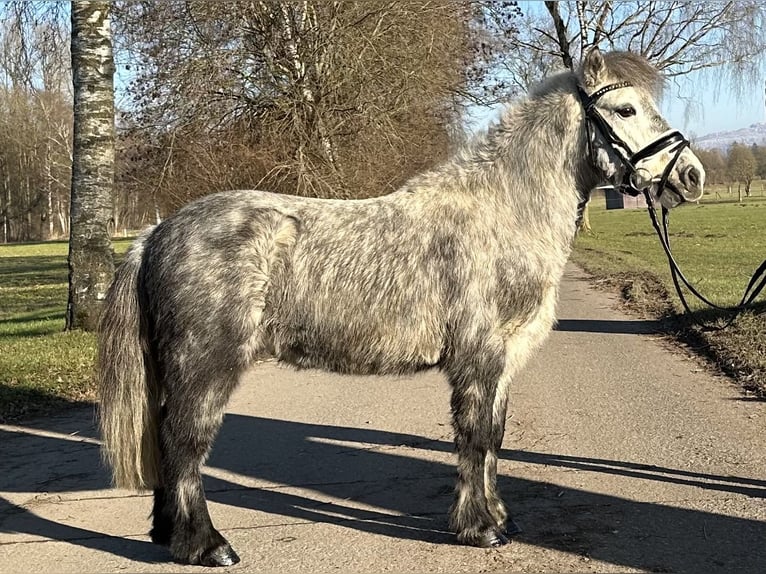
left=267, top=326, right=442, bottom=376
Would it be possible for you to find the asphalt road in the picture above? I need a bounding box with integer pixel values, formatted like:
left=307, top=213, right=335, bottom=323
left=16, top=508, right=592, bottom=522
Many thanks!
left=1, top=265, right=764, bottom=573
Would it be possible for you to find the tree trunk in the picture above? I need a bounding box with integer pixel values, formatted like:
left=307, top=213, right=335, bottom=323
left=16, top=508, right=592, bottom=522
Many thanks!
left=57, top=202, right=68, bottom=238
left=545, top=2, right=574, bottom=70
left=2, top=170, right=10, bottom=243
left=66, top=0, right=115, bottom=331
left=45, top=138, right=54, bottom=239
left=2, top=186, right=7, bottom=243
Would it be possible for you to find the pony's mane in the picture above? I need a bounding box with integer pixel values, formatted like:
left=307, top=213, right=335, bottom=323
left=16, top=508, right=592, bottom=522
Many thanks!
left=530, top=51, right=665, bottom=99
left=453, top=51, right=664, bottom=176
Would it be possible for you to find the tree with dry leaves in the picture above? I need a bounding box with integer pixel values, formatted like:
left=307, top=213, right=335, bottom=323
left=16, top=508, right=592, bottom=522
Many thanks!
left=693, top=147, right=727, bottom=186
left=113, top=0, right=519, bottom=212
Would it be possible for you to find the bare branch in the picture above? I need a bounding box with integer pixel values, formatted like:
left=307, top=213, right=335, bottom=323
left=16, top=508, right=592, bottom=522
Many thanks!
left=545, top=1, right=575, bottom=69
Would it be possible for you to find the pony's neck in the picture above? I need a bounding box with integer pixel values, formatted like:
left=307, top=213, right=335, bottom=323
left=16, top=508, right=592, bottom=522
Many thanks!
left=460, top=74, right=595, bottom=236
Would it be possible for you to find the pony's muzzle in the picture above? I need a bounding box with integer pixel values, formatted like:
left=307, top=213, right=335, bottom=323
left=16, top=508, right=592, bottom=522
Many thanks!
left=669, top=151, right=705, bottom=204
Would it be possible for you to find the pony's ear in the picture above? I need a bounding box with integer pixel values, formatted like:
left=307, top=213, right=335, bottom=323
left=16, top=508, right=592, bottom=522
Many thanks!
left=582, top=47, right=605, bottom=88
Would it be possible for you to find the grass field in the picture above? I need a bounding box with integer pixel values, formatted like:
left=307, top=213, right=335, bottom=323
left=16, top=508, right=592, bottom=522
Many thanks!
left=573, top=192, right=766, bottom=395
left=0, top=240, right=132, bottom=422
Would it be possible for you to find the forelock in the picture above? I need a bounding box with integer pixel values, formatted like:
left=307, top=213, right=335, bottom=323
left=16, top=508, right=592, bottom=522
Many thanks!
left=600, top=51, right=665, bottom=97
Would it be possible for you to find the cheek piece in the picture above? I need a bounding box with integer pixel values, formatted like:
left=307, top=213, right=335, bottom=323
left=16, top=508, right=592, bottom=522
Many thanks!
left=577, top=83, right=690, bottom=200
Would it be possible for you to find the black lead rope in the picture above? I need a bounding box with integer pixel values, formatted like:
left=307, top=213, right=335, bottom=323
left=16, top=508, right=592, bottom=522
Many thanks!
left=643, top=190, right=766, bottom=331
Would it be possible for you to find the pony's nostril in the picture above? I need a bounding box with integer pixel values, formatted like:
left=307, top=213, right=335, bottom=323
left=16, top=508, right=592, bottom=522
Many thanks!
left=685, top=166, right=701, bottom=189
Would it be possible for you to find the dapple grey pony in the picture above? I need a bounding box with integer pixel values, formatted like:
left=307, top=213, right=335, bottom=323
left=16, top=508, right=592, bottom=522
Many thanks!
left=98, top=48, right=704, bottom=566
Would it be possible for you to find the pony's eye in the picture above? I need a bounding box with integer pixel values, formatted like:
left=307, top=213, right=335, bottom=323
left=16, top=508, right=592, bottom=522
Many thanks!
left=617, top=106, right=636, bottom=118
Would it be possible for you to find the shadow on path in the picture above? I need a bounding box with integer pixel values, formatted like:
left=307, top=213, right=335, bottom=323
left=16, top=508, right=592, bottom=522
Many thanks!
left=554, top=318, right=662, bottom=335
left=2, top=413, right=764, bottom=572
left=0, top=497, right=166, bottom=564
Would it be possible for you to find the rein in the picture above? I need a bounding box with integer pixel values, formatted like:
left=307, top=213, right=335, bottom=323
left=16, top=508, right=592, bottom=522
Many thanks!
left=642, top=192, right=766, bottom=330
left=578, top=82, right=766, bottom=330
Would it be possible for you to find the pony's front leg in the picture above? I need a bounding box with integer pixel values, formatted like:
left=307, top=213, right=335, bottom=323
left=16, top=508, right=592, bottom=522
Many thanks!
left=446, top=337, right=519, bottom=547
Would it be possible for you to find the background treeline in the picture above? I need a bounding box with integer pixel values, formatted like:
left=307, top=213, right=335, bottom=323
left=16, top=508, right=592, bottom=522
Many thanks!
left=3, top=0, right=766, bottom=242
left=1, top=0, right=520, bottom=242
left=695, top=143, right=766, bottom=196
left=0, top=3, right=71, bottom=242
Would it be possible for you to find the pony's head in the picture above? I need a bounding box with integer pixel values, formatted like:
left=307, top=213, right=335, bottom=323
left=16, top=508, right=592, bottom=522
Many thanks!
left=578, top=48, right=704, bottom=208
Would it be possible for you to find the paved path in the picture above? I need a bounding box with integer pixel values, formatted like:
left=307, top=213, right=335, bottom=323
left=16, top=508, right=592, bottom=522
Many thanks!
left=1, top=265, right=765, bottom=573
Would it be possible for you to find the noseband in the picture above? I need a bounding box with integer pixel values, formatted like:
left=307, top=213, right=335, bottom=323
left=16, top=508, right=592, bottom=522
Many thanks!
left=577, top=82, right=690, bottom=199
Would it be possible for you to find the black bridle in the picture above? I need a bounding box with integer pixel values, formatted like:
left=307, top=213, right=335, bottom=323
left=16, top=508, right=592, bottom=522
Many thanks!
left=578, top=82, right=766, bottom=330
left=577, top=81, right=690, bottom=200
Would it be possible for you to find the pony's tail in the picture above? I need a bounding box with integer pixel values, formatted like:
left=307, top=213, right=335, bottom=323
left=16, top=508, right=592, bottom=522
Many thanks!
left=97, top=229, right=160, bottom=490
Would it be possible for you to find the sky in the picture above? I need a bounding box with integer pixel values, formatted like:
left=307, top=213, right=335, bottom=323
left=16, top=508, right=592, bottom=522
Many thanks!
left=467, top=2, right=766, bottom=139
left=468, top=71, right=765, bottom=139
left=661, top=76, right=766, bottom=137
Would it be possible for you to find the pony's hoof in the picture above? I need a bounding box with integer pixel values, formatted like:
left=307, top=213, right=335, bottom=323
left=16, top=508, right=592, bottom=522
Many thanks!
left=149, top=526, right=171, bottom=546
left=200, top=544, right=240, bottom=567
left=459, top=526, right=511, bottom=548
left=482, top=527, right=510, bottom=548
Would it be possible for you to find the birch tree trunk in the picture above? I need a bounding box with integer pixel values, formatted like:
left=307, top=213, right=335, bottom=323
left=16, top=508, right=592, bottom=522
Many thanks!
left=66, top=0, right=115, bottom=331
left=2, top=169, right=8, bottom=243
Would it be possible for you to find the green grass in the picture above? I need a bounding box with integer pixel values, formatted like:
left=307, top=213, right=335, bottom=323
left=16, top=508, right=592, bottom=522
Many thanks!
left=0, top=239, right=132, bottom=422
left=573, top=196, right=766, bottom=395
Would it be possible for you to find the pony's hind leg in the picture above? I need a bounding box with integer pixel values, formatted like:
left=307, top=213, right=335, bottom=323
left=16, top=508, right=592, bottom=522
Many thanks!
left=150, top=405, right=173, bottom=546
left=157, top=370, right=242, bottom=566
left=151, top=487, right=172, bottom=545
left=447, top=333, right=513, bottom=548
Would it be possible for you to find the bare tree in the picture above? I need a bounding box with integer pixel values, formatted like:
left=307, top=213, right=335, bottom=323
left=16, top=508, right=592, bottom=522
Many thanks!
left=66, top=0, right=115, bottom=331
left=728, top=142, right=756, bottom=199
left=506, top=1, right=766, bottom=86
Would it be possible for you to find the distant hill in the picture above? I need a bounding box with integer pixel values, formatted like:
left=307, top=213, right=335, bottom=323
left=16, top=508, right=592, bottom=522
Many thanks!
left=693, top=123, right=766, bottom=150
